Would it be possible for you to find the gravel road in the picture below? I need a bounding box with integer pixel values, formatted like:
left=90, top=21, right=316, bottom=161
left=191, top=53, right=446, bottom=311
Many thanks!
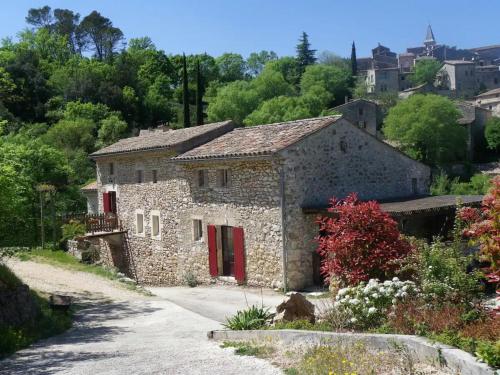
left=1, top=260, right=282, bottom=375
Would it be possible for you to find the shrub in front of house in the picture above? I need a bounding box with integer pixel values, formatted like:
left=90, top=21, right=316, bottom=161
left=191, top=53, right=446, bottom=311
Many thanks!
left=223, top=305, right=272, bottom=330
left=333, top=278, right=417, bottom=329
left=317, top=193, right=414, bottom=286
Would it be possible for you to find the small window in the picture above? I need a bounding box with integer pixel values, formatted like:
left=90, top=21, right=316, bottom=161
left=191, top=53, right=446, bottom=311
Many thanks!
left=136, top=213, right=144, bottom=234
left=152, top=169, right=158, bottom=183
left=193, top=219, right=203, bottom=241
left=401, top=76, right=405, bottom=81
left=358, top=108, right=363, bottom=116
left=136, top=170, right=144, bottom=183
left=151, top=215, right=160, bottom=237
left=216, top=169, right=230, bottom=188
left=197, top=170, right=208, bottom=187
left=495, top=78, right=499, bottom=84
left=109, top=162, right=114, bottom=175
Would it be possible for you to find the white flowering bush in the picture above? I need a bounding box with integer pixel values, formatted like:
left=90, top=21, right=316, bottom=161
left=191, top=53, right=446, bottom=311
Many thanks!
left=333, top=278, right=418, bottom=328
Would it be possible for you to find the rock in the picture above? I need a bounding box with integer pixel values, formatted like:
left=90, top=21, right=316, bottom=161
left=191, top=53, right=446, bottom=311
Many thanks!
left=274, top=292, right=315, bottom=324
left=0, top=284, right=40, bottom=327
left=49, top=294, right=72, bottom=312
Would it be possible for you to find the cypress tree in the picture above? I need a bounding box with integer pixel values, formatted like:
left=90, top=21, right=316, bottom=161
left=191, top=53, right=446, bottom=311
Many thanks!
left=296, top=31, right=316, bottom=75
left=195, top=59, right=204, bottom=125
left=182, top=53, right=191, bottom=127
left=351, top=41, right=358, bottom=76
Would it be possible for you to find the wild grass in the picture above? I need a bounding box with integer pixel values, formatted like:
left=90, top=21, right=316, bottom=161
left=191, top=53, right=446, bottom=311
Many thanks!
left=220, top=341, right=275, bottom=358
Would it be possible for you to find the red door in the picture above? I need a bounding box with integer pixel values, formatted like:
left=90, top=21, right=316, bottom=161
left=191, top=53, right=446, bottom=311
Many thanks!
left=102, top=192, right=111, bottom=213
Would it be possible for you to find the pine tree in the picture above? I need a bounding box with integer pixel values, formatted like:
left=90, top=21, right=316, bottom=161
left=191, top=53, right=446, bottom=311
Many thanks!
left=195, top=59, right=204, bottom=125
left=182, top=53, right=191, bottom=127
left=351, top=41, right=358, bottom=76
left=296, top=32, right=316, bottom=75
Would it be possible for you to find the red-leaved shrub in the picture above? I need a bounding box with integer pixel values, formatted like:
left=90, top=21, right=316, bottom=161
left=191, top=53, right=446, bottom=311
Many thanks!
left=316, top=193, right=413, bottom=285
left=459, top=176, right=499, bottom=287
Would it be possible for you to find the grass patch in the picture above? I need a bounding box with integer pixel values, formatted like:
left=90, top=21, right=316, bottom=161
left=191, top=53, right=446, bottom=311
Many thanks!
left=268, top=319, right=333, bottom=332
left=15, top=248, right=151, bottom=296
left=0, top=291, right=73, bottom=359
left=221, top=341, right=275, bottom=358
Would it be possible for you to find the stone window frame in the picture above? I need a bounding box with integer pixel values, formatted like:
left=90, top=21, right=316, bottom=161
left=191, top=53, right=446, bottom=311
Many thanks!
left=150, top=210, right=162, bottom=241
left=135, top=209, right=145, bottom=237
left=192, top=217, right=204, bottom=242
left=196, top=169, right=209, bottom=188
left=135, top=163, right=145, bottom=184
left=152, top=169, right=158, bottom=184
left=215, top=168, right=231, bottom=189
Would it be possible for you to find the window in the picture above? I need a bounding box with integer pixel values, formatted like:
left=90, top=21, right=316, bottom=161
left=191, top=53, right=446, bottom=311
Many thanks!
left=412, top=178, right=418, bottom=195
left=197, top=170, right=208, bottom=187
left=109, top=162, right=114, bottom=175
left=401, top=76, right=405, bottom=81
left=151, top=210, right=161, bottom=239
left=216, top=169, right=230, bottom=188
left=495, top=78, right=499, bottom=85
left=136, top=170, right=144, bottom=183
left=193, top=219, right=203, bottom=241
left=152, top=169, right=158, bottom=183
left=358, top=108, right=364, bottom=116
left=136, top=212, right=144, bottom=235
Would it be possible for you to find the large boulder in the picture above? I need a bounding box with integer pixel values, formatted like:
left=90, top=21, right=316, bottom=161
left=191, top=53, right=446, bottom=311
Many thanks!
left=274, top=292, right=315, bottom=324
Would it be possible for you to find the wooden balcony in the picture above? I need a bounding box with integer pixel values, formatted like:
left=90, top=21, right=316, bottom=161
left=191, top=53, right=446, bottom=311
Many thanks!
left=63, top=213, right=123, bottom=235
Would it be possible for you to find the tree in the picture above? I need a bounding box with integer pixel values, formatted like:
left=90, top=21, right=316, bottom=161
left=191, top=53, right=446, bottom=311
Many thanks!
left=97, top=114, right=128, bottom=147
left=485, top=117, right=500, bottom=150
left=195, top=59, right=204, bottom=125
left=351, top=41, right=357, bottom=76
left=300, top=64, right=352, bottom=107
left=296, top=32, right=316, bottom=75
left=265, top=56, right=301, bottom=86
left=244, top=96, right=308, bottom=126
left=411, top=59, right=442, bottom=86
left=383, top=94, right=467, bottom=165
left=26, top=6, right=53, bottom=29
left=182, top=54, right=191, bottom=127
left=317, top=193, right=413, bottom=285
left=78, top=11, right=123, bottom=60
left=53, top=9, right=81, bottom=53
left=246, top=50, right=278, bottom=76
left=216, top=53, right=246, bottom=82
left=207, top=80, right=259, bottom=125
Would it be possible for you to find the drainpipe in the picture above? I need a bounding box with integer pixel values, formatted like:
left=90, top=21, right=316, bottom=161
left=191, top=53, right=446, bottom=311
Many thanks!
left=279, top=164, right=288, bottom=293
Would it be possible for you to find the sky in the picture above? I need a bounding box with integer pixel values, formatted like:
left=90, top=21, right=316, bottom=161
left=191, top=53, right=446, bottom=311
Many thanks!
left=1, top=0, right=499, bottom=58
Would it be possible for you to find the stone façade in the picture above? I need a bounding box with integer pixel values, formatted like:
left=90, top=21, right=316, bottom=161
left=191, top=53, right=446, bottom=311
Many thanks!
left=92, top=117, right=430, bottom=290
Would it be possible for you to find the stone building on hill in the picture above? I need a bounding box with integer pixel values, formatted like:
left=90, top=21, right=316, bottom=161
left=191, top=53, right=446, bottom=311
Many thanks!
left=83, top=116, right=431, bottom=290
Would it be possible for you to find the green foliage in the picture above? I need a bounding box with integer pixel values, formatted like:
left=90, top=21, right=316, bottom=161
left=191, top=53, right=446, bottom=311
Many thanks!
left=418, top=240, right=483, bottom=303
left=431, top=172, right=491, bottom=195
left=485, top=117, right=500, bottom=150
left=383, top=94, right=467, bottom=165
left=271, top=319, right=333, bottom=332
left=223, top=305, right=272, bottom=330
left=476, top=341, right=500, bottom=368
left=295, top=32, right=316, bottom=75
left=300, top=64, right=352, bottom=107
left=216, top=53, right=246, bottom=82
left=246, top=50, right=278, bottom=76
left=60, top=220, right=86, bottom=244
left=411, top=59, right=442, bottom=85
left=0, top=291, right=72, bottom=359
left=97, top=114, right=128, bottom=147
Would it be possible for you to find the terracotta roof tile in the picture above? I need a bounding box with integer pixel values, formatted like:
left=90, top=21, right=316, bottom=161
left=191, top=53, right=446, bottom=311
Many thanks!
left=173, top=116, right=341, bottom=161
left=90, top=121, right=234, bottom=157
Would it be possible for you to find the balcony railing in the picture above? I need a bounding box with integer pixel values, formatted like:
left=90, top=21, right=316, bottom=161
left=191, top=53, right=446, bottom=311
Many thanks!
left=63, top=213, right=122, bottom=235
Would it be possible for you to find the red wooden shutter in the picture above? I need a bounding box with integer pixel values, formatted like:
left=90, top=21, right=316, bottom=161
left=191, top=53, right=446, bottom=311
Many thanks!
left=207, top=225, right=218, bottom=277
left=233, top=227, right=245, bottom=284
left=102, top=192, right=110, bottom=213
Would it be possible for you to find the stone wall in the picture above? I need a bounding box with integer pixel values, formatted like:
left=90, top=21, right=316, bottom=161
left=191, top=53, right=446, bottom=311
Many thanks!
left=96, top=154, right=284, bottom=288
left=280, top=118, right=430, bottom=289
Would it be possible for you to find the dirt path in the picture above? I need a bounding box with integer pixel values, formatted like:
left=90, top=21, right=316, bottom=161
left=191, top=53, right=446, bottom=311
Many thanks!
left=1, top=260, right=282, bottom=375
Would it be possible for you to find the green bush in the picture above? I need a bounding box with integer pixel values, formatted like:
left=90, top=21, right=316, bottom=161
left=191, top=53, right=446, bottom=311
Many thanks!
left=0, top=292, right=72, bottom=358
left=431, top=172, right=491, bottom=196
left=61, top=220, right=86, bottom=245
left=418, top=239, right=483, bottom=303
left=223, top=305, right=272, bottom=330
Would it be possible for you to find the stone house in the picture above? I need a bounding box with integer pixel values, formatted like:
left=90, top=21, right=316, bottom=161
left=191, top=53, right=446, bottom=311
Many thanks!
left=475, top=88, right=500, bottom=116
left=366, top=67, right=400, bottom=94
left=331, top=99, right=382, bottom=137
left=88, top=116, right=430, bottom=290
